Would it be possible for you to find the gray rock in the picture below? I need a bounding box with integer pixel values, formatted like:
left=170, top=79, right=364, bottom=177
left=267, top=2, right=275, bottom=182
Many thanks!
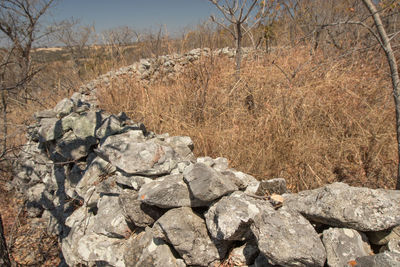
left=97, top=133, right=177, bottom=176
left=255, top=178, right=287, bottom=196
left=54, top=98, right=75, bottom=118
left=183, top=163, right=238, bottom=206
left=34, top=109, right=57, bottom=120
left=354, top=251, right=400, bottom=267
left=322, top=228, right=372, bottom=267
left=388, top=239, right=400, bottom=254
left=251, top=208, right=326, bottom=267
left=96, top=115, right=124, bottom=139
left=38, top=118, right=63, bottom=142
left=205, top=191, right=273, bottom=241
left=159, top=136, right=195, bottom=161
left=93, top=195, right=131, bottom=238
left=138, top=174, right=194, bottom=208
left=253, top=254, right=275, bottom=267
left=153, top=207, right=227, bottom=266
left=119, top=190, right=164, bottom=228
left=284, top=182, right=400, bottom=231
left=61, top=110, right=103, bottom=139
left=55, top=130, right=96, bottom=161
left=124, top=227, right=186, bottom=267
left=75, top=157, right=116, bottom=202
left=77, top=232, right=126, bottom=267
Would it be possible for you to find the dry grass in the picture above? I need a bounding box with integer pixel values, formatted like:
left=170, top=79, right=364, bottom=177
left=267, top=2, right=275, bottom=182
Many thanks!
left=98, top=46, right=397, bottom=192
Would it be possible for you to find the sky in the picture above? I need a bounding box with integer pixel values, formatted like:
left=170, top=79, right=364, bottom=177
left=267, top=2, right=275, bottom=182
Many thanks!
left=51, top=0, right=216, bottom=35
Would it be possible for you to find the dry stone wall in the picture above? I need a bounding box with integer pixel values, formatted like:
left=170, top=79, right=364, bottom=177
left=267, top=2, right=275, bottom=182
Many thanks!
left=12, top=49, right=400, bottom=267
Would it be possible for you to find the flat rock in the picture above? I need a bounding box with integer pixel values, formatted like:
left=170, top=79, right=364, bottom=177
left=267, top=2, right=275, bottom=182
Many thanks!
left=153, top=207, right=227, bottom=266
left=322, top=228, right=372, bottom=267
left=97, top=133, right=178, bottom=176
left=251, top=208, right=326, bottom=267
left=124, top=227, right=186, bottom=267
left=138, top=174, right=195, bottom=208
left=353, top=251, right=400, bottom=267
left=284, top=182, right=400, bottom=231
left=205, top=191, right=273, bottom=240
left=119, top=190, right=164, bottom=227
left=183, top=163, right=238, bottom=206
left=54, top=98, right=74, bottom=118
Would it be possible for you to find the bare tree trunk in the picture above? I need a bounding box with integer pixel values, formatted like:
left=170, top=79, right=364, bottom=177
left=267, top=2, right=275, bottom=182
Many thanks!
left=235, top=23, right=242, bottom=80
left=0, top=214, right=11, bottom=267
left=362, top=0, right=400, bottom=189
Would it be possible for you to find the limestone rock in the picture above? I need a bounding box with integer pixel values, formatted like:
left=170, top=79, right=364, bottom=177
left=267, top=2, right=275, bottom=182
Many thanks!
left=93, top=195, right=131, bottom=238
left=38, top=118, right=63, bottom=142
left=255, top=178, right=287, bottom=196
left=138, top=174, right=194, bottom=208
left=124, top=227, right=186, bottom=267
left=153, top=207, right=227, bottom=266
left=368, top=225, right=400, bottom=245
left=284, top=182, right=400, bottom=231
left=183, top=163, right=238, bottom=206
left=251, top=208, right=326, bottom=267
left=205, top=191, right=273, bottom=241
left=54, top=98, right=74, bottom=118
left=353, top=251, right=400, bottom=267
left=119, top=190, right=164, bottom=227
left=77, top=233, right=126, bottom=267
left=228, top=243, right=259, bottom=266
left=97, top=133, right=178, bottom=176
left=322, top=228, right=372, bottom=267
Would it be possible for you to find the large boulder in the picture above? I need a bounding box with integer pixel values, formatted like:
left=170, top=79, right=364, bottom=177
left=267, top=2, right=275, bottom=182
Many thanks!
left=284, top=182, right=400, bottom=231
left=153, top=207, right=227, bottom=266
left=251, top=208, right=326, bottom=267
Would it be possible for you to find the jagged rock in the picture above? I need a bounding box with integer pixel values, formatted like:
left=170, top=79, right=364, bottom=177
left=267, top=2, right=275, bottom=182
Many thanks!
left=322, top=228, right=372, bottom=267
left=251, top=208, right=326, bottom=267
left=55, top=130, right=96, bottom=161
left=138, top=174, right=195, bottom=208
left=387, top=239, right=400, bottom=254
left=93, top=195, right=131, bottom=238
left=153, top=207, right=227, bottom=266
left=353, top=251, right=400, bottom=266
left=38, top=118, right=63, bottom=142
left=34, top=109, right=57, bottom=120
left=54, top=98, right=74, bottom=118
left=255, top=178, right=287, bottom=196
left=124, top=227, right=186, bottom=267
left=205, top=191, right=273, bottom=241
left=157, top=135, right=195, bottom=161
left=77, top=232, right=126, bottom=267
left=228, top=243, right=259, bottom=266
left=75, top=156, right=116, bottom=204
left=62, top=206, right=96, bottom=266
left=61, top=110, right=103, bottom=139
left=26, top=183, right=47, bottom=217
left=119, top=190, right=164, bottom=228
left=368, top=225, right=400, bottom=245
left=96, top=132, right=178, bottom=176
left=284, top=182, right=400, bottom=231
left=96, top=114, right=124, bottom=139
left=183, top=163, right=238, bottom=206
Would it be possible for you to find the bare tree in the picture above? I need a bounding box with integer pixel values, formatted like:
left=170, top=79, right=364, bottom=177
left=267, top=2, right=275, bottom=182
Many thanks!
left=0, top=0, right=55, bottom=163
left=209, top=0, right=265, bottom=77
left=361, top=0, right=400, bottom=189
left=0, top=214, right=10, bottom=267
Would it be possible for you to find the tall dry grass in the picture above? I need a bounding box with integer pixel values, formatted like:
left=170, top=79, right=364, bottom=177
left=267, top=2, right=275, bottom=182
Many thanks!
left=98, top=46, right=397, bottom=192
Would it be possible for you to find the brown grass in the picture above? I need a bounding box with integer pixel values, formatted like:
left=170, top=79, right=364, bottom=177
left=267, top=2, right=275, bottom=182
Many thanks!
left=98, top=46, right=397, bottom=192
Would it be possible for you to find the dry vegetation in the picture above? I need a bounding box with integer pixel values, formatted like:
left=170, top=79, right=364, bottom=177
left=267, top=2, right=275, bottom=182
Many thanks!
left=98, top=46, right=397, bottom=192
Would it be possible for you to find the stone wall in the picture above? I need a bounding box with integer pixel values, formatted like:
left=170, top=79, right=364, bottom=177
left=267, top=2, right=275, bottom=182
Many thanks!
left=12, top=49, right=400, bottom=267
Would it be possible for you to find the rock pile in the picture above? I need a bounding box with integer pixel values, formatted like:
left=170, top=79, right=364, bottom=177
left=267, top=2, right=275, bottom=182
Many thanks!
left=12, top=49, right=400, bottom=267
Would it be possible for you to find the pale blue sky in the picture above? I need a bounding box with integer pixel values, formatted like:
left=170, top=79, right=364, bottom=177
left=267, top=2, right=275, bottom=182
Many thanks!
left=51, top=0, right=216, bottom=35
